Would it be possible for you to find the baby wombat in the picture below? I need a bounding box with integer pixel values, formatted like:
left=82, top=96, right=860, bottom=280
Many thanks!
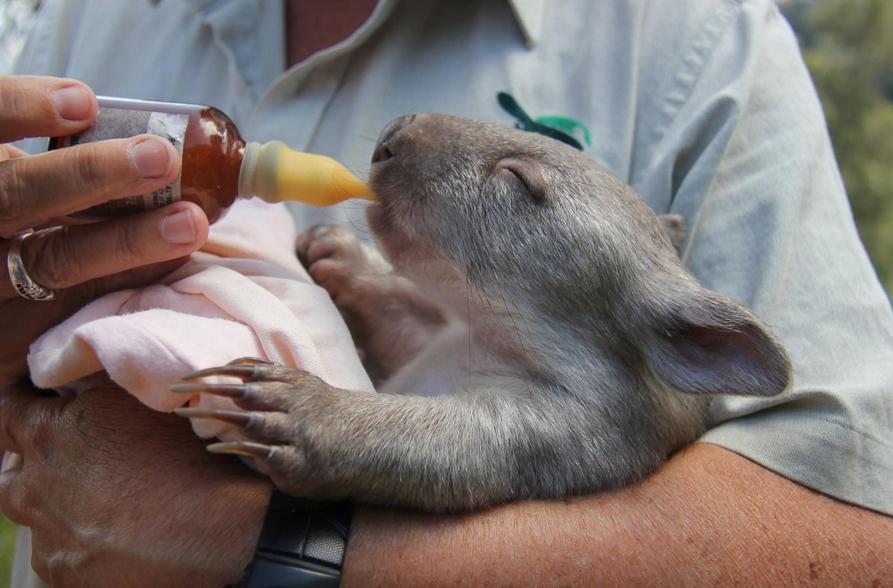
left=175, top=114, right=792, bottom=512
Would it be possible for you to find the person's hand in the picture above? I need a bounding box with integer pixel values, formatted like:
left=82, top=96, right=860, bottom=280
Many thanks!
left=0, top=75, right=210, bottom=384
left=0, top=382, right=270, bottom=587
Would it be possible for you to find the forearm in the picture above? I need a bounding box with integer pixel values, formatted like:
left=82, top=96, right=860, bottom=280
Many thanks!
left=343, top=443, right=893, bottom=586
left=0, top=383, right=272, bottom=587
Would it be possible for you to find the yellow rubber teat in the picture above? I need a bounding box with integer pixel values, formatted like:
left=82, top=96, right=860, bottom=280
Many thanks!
left=239, top=141, right=377, bottom=206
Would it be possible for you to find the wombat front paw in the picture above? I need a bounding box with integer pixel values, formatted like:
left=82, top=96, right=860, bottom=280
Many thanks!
left=172, top=358, right=338, bottom=499
left=295, top=225, right=447, bottom=381
left=296, top=224, right=392, bottom=309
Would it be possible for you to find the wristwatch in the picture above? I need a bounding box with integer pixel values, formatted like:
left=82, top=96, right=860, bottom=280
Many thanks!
left=234, top=489, right=353, bottom=588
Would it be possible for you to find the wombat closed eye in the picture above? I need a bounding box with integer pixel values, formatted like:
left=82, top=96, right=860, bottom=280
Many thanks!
left=180, top=114, right=792, bottom=513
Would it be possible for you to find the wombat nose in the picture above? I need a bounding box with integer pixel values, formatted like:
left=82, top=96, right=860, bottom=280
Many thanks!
left=372, top=114, right=416, bottom=163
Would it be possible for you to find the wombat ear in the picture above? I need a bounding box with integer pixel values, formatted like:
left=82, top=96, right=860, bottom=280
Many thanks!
left=644, top=291, right=792, bottom=397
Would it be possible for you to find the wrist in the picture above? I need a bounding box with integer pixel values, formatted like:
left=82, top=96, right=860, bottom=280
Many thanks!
left=235, top=490, right=353, bottom=587
left=210, top=475, right=273, bottom=584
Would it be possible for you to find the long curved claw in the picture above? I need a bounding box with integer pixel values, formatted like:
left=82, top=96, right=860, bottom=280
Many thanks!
left=180, top=364, right=272, bottom=381
left=227, top=357, right=274, bottom=366
left=170, top=382, right=246, bottom=399
left=173, top=407, right=251, bottom=427
left=206, top=441, right=273, bottom=459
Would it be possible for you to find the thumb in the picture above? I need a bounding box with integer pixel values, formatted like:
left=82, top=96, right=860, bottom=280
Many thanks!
left=0, top=384, right=59, bottom=454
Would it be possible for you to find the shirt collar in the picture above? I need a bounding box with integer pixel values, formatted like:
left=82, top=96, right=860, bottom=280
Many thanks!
left=507, top=0, right=545, bottom=47
left=180, top=0, right=544, bottom=48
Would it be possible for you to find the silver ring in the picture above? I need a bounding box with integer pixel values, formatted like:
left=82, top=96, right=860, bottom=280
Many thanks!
left=7, top=230, right=55, bottom=302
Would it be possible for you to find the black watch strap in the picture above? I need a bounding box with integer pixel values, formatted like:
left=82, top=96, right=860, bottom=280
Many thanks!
left=237, top=489, right=353, bottom=588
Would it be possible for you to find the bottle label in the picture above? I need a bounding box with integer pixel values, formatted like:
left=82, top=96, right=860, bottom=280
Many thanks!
left=53, top=108, right=189, bottom=217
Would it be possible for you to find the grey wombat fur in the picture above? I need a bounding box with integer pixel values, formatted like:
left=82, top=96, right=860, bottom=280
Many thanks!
left=182, top=114, right=792, bottom=512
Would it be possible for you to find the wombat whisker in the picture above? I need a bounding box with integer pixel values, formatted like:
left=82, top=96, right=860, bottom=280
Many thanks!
left=464, top=270, right=474, bottom=371
left=346, top=215, right=375, bottom=240
left=350, top=132, right=378, bottom=143
left=340, top=200, right=370, bottom=211
left=498, top=291, right=535, bottom=391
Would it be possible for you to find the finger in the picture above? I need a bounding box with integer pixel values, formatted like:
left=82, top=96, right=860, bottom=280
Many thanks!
left=0, top=257, right=189, bottom=386
left=0, top=134, right=180, bottom=235
left=0, top=144, right=28, bottom=163
left=0, top=76, right=97, bottom=143
left=0, top=385, right=57, bottom=454
left=308, top=258, right=340, bottom=284
left=294, top=227, right=315, bottom=260
left=0, top=201, right=208, bottom=300
left=0, top=471, right=28, bottom=524
left=295, top=224, right=334, bottom=262
left=174, top=407, right=252, bottom=427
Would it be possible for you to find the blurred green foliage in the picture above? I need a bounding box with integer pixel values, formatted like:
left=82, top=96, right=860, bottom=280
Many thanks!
left=0, top=516, right=15, bottom=586
left=786, top=0, right=893, bottom=295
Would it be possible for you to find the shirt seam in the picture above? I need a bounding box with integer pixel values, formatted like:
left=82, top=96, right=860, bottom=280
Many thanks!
left=706, top=410, right=893, bottom=451
left=803, top=415, right=893, bottom=449
left=648, top=0, right=742, bottom=151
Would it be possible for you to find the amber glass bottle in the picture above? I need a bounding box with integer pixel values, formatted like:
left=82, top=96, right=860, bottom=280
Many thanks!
left=50, top=97, right=375, bottom=223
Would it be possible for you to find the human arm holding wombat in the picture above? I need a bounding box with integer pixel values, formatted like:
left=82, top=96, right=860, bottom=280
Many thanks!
left=1, top=391, right=888, bottom=586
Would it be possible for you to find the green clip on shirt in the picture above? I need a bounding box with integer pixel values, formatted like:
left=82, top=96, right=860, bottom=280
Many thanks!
left=10, top=2, right=893, bottom=583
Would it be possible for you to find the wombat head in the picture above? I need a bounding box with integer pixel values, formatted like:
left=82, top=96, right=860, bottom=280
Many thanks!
left=368, top=113, right=791, bottom=398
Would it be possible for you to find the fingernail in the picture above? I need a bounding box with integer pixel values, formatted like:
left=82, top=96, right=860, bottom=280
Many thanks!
left=52, top=85, right=94, bottom=121
left=161, top=210, right=196, bottom=245
left=130, top=137, right=172, bottom=179
left=1, top=452, right=22, bottom=473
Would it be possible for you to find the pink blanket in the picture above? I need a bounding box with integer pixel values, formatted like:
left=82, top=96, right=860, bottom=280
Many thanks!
left=27, top=199, right=374, bottom=438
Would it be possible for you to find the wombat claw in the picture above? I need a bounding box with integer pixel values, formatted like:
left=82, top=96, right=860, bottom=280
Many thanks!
left=206, top=441, right=274, bottom=459
left=170, top=382, right=252, bottom=400
left=171, top=361, right=337, bottom=496
left=179, top=356, right=275, bottom=381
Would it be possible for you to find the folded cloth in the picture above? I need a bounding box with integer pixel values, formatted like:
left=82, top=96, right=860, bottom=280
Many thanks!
left=27, top=199, right=374, bottom=439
